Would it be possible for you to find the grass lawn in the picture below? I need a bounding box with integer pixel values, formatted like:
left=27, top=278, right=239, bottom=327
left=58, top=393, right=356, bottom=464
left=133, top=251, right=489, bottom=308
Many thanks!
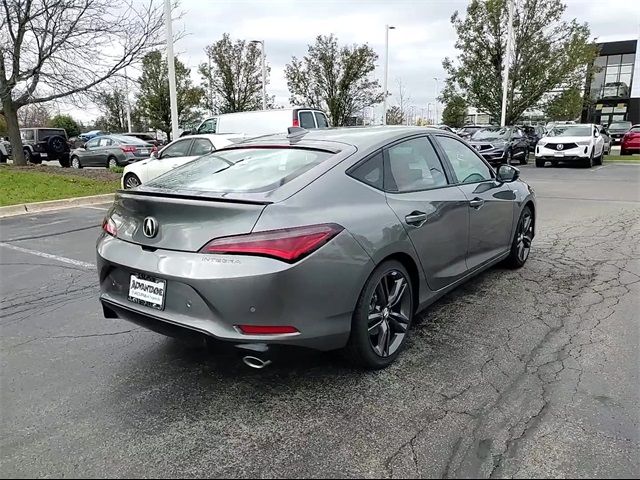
left=0, top=167, right=121, bottom=207
left=606, top=154, right=640, bottom=162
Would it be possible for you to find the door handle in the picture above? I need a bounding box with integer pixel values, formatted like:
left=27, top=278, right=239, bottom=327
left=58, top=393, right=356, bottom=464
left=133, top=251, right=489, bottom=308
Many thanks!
left=405, top=211, right=428, bottom=227
left=469, top=198, right=485, bottom=209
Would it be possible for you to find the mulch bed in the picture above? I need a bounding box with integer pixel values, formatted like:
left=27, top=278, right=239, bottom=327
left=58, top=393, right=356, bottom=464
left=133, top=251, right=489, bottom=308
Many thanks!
left=3, top=164, right=121, bottom=182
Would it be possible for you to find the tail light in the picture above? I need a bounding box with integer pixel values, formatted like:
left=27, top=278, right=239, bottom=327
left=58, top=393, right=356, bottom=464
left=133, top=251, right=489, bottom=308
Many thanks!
left=121, top=145, right=137, bottom=153
left=199, top=223, right=344, bottom=263
left=292, top=118, right=300, bottom=127
left=151, top=145, right=158, bottom=153
left=102, top=217, right=117, bottom=237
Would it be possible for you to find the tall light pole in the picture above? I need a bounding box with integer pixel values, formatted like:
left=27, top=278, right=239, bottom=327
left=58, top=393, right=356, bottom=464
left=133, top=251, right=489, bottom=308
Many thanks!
left=433, top=77, right=439, bottom=125
left=500, top=0, right=515, bottom=127
left=164, top=0, right=179, bottom=141
left=250, top=40, right=267, bottom=110
left=427, top=103, right=433, bottom=124
left=382, top=25, right=396, bottom=125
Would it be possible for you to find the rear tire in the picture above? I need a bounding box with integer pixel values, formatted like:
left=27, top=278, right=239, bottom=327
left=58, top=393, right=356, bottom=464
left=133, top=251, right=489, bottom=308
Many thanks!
left=107, top=157, right=118, bottom=169
left=59, top=153, right=70, bottom=168
left=345, top=260, right=414, bottom=369
left=0, top=153, right=6, bottom=164
left=505, top=205, right=534, bottom=269
left=535, top=158, right=545, bottom=168
left=519, top=149, right=528, bottom=165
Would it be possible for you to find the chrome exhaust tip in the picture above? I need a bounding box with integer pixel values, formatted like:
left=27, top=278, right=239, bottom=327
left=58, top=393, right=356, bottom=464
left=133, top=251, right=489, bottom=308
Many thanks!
left=242, top=355, right=272, bottom=369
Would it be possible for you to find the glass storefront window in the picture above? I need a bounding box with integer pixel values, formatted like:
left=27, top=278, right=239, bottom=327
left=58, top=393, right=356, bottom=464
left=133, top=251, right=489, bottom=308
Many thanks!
left=622, top=53, right=635, bottom=64
left=607, top=54, right=622, bottom=65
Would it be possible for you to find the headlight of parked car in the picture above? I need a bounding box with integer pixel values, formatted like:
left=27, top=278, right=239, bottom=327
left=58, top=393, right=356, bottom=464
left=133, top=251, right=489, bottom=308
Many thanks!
left=538, top=140, right=547, bottom=147
left=576, top=140, right=591, bottom=146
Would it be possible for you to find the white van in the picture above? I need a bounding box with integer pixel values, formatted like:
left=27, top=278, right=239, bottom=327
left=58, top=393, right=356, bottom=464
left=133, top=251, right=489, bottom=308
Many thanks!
left=192, top=108, right=330, bottom=137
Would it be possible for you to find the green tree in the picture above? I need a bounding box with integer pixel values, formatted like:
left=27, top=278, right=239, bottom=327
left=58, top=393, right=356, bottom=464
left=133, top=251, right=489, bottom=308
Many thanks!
left=544, top=87, right=584, bottom=122
left=199, top=34, right=271, bottom=114
left=441, top=94, right=467, bottom=128
left=285, top=35, right=384, bottom=126
left=49, top=114, right=81, bottom=138
left=442, top=0, right=597, bottom=125
left=386, top=106, right=404, bottom=125
left=136, top=51, right=204, bottom=141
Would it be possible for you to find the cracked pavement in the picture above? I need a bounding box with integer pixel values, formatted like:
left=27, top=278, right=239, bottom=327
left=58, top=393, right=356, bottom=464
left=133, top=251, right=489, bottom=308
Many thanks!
left=1, top=164, right=639, bottom=478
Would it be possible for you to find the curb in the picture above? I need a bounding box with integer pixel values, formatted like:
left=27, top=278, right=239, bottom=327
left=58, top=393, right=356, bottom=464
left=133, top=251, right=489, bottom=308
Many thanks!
left=0, top=194, right=114, bottom=218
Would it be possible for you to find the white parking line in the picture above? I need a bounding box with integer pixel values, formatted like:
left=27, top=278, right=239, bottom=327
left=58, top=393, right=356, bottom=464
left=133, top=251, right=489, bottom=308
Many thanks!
left=590, top=165, right=607, bottom=171
left=0, top=242, right=95, bottom=269
left=84, top=206, right=109, bottom=211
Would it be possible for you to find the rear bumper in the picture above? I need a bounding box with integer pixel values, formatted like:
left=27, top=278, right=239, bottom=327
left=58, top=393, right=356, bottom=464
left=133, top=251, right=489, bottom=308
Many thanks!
left=97, top=232, right=373, bottom=351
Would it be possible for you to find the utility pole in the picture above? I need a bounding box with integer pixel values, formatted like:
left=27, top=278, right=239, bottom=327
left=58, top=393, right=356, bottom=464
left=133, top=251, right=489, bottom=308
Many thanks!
left=500, top=0, right=515, bottom=127
left=165, top=0, right=179, bottom=141
left=382, top=25, right=395, bottom=125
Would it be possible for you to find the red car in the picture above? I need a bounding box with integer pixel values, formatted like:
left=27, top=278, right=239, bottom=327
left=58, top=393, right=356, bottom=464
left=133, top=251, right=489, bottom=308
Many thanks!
left=621, top=125, right=640, bottom=155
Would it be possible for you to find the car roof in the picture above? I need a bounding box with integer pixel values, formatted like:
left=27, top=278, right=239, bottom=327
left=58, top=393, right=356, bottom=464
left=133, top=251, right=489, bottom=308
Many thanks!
left=231, top=126, right=447, bottom=152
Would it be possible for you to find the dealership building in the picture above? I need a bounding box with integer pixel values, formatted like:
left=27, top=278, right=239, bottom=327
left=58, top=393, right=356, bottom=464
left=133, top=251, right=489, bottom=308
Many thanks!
left=582, top=39, right=640, bottom=126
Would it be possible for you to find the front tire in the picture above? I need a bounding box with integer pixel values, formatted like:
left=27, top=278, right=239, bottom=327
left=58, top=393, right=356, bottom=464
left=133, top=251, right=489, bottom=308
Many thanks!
left=345, top=260, right=414, bottom=369
left=621, top=148, right=629, bottom=156
left=123, top=173, right=141, bottom=189
left=71, top=156, right=82, bottom=169
left=535, top=158, right=545, bottom=168
left=519, top=149, right=528, bottom=165
left=505, top=205, right=534, bottom=269
left=582, top=151, right=594, bottom=168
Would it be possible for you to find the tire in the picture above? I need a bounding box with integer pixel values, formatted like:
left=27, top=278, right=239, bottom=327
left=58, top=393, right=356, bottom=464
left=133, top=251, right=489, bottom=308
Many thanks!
left=24, top=149, right=41, bottom=164
left=595, top=152, right=603, bottom=166
left=71, top=156, right=82, bottom=169
left=107, top=157, right=118, bottom=169
left=582, top=152, right=594, bottom=168
left=59, top=153, right=70, bottom=168
left=519, top=149, right=528, bottom=165
left=123, top=173, right=141, bottom=189
left=0, top=153, right=6, bottom=164
left=535, top=158, right=545, bottom=168
left=552, top=161, right=559, bottom=167
left=345, top=260, right=414, bottom=369
left=504, top=205, right=534, bottom=269
left=620, top=148, right=628, bottom=156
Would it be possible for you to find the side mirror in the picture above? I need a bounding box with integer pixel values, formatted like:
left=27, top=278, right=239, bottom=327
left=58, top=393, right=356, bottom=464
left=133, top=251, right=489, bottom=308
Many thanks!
left=496, top=165, right=520, bottom=183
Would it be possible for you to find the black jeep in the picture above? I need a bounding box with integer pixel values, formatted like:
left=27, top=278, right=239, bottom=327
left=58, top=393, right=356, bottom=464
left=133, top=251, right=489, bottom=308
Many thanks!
left=20, top=127, right=71, bottom=167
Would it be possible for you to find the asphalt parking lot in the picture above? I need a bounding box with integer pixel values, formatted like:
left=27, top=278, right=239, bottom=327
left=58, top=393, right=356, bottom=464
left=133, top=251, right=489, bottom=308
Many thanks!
left=1, top=162, right=639, bottom=478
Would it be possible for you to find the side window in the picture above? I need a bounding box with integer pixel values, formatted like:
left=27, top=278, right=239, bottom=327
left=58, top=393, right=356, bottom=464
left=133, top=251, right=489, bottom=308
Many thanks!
left=385, top=137, right=448, bottom=193
left=85, top=138, right=100, bottom=149
left=161, top=139, right=193, bottom=159
left=437, top=135, right=492, bottom=185
left=21, top=130, right=35, bottom=141
left=314, top=112, right=329, bottom=128
left=349, top=151, right=383, bottom=190
left=197, top=118, right=217, bottom=134
left=98, top=137, right=112, bottom=147
left=190, top=138, right=214, bottom=156
left=298, top=111, right=316, bottom=129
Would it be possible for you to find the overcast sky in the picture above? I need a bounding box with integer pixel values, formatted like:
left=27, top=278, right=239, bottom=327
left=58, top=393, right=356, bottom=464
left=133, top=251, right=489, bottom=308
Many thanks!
left=63, top=0, right=640, bottom=124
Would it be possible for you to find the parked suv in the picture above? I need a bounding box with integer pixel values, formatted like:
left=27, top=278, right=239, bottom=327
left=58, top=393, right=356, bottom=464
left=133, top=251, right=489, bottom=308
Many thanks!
left=607, top=121, right=632, bottom=144
left=0, top=137, right=11, bottom=163
left=20, top=128, right=71, bottom=167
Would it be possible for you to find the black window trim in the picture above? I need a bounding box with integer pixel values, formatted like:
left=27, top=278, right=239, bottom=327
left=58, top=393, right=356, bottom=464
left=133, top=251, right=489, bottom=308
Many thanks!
left=432, top=133, right=497, bottom=186
left=382, top=134, right=454, bottom=194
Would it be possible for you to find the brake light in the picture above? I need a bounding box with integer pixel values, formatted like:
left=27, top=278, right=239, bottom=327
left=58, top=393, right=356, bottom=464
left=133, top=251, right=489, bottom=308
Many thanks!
left=121, top=145, right=137, bottom=153
left=151, top=145, right=158, bottom=153
left=292, top=118, right=300, bottom=127
left=102, top=217, right=117, bottom=237
left=199, top=223, right=344, bottom=262
left=237, top=325, right=299, bottom=335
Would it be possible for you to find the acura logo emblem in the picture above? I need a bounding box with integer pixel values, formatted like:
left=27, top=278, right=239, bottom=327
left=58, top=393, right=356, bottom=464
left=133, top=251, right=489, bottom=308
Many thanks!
left=142, top=217, right=158, bottom=238
left=557, top=144, right=564, bottom=151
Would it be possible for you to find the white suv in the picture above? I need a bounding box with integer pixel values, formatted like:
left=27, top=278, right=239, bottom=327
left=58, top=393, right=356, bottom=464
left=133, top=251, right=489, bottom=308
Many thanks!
left=535, top=124, right=605, bottom=168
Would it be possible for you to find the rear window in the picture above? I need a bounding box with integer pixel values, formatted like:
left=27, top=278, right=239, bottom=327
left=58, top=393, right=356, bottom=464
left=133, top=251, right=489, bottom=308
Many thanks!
left=610, top=122, right=631, bottom=129
left=38, top=129, right=67, bottom=139
left=298, top=111, right=316, bottom=129
left=111, top=135, right=149, bottom=145
left=147, top=148, right=333, bottom=193
left=315, top=112, right=329, bottom=128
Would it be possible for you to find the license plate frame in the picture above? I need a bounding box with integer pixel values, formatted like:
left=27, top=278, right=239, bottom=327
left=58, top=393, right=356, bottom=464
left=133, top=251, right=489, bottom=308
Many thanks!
left=128, top=273, right=166, bottom=310
left=140, top=149, right=149, bottom=155
left=554, top=152, right=565, bottom=157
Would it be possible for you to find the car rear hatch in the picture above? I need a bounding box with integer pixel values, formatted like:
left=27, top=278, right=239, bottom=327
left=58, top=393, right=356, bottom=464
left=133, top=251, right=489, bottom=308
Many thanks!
left=109, top=191, right=269, bottom=252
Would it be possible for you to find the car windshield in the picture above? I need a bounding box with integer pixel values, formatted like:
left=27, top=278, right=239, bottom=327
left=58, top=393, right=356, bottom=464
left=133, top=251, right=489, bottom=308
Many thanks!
left=609, top=122, right=631, bottom=130
left=555, top=126, right=592, bottom=137
left=147, top=147, right=333, bottom=193
left=472, top=128, right=510, bottom=141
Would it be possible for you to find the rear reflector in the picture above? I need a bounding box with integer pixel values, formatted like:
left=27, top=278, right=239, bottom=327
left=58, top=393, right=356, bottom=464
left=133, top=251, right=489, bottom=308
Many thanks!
left=237, top=325, right=299, bottom=335
left=292, top=118, right=300, bottom=127
left=102, top=217, right=117, bottom=236
left=199, top=223, right=344, bottom=263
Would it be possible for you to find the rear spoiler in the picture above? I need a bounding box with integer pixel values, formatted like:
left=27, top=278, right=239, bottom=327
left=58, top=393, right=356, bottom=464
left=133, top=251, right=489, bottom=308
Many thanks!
left=117, top=189, right=273, bottom=206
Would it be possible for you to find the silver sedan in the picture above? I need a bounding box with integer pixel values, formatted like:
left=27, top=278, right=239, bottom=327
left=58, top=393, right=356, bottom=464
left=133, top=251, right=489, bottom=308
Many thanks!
left=97, top=127, right=536, bottom=369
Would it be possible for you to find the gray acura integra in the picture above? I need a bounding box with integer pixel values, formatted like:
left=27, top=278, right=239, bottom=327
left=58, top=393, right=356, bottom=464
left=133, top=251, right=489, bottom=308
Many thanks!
left=97, top=126, right=536, bottom=369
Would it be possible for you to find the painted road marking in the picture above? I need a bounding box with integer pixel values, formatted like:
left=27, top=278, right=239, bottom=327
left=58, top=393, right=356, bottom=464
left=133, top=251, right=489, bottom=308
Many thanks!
left=0, top=242, right=95, bottom=269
